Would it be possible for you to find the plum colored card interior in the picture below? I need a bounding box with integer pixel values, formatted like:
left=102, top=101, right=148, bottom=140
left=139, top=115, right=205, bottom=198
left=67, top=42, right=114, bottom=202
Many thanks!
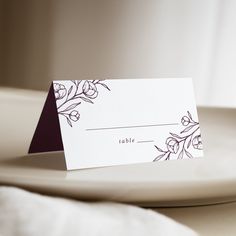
left=29, top=78, right=203, bottom=170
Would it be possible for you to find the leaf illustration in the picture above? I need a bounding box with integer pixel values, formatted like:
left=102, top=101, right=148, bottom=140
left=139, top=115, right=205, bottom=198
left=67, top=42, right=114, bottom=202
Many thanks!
left=180, top=124, right=196, bottom=134
left=187, top=111, right=193, bottom=120
left=57, top=80, right=110, bottom=127
left=178, top=150, right=184, bottom=159
left=170, top=132, right=183, bottom=139
left=153, top=110, right=202, bottom=161
left=154, top=145, right=165, bottom=153
left=98, top=82, right=110, bottom=91
left=77, top=96, right=94, bottom=104
left=165, top=153, right=171, bottom=160
left=76, top=80, right=82, bottom=87
left=185, top=149, right=193, bottom=158
left=61, top=102, right=81, bottom=112
left=187, top=138, right=191, bottom=149
left=66, top=117, right=72, bottom=127
left=67, top=85, right=73, bottom=97
left=153, top=153, right=166, bottom=161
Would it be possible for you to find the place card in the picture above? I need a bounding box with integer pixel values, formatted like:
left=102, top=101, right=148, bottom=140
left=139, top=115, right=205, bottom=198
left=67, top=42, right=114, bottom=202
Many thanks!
left=29, top=78, right=203, bottom=170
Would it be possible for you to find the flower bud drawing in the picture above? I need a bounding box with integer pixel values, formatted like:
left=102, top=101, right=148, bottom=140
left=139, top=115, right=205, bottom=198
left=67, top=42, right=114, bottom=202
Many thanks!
left=166, top=137, right=179, bottom=154
left=82, top=81, right=98, bottom=99
left=192, top=135, right=203, bottom=150
left=181, top=116, right=190, bottom=126
left=69, top=110, right=80, bottom=122
left=55, top=80, right=110, bottom=127
left=154, top=111, right=202, bottom=162
left=54, top=83, right=67, bottom=100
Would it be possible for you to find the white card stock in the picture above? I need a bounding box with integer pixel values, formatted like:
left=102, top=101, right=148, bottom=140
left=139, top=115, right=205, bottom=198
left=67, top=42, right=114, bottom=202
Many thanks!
left=29, top=78, right=203, bottom=170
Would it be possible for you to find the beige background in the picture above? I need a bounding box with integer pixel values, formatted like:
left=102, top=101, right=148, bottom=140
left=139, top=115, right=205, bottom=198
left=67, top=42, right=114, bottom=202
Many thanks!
left=0, top=0, right=236, bottom=107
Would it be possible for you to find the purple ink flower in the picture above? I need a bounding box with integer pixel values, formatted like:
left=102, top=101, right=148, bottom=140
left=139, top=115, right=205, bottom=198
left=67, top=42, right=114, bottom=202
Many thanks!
left=192, top=135, right=203, bottom=150
left=181, top=116, right=190, bottom=126
left=82, top=81, right=98, bottom=99
left=154, top=111, right=202, bottom=161
left=54, top=83, right=67, bottom=100
left=166, top=137, right=179, bottom=154
left=69, top=110, right=80, bottom=122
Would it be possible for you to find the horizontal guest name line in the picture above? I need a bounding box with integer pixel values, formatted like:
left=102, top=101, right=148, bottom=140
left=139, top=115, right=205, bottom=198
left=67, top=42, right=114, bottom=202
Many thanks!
left=86, top=123, right=179, bottom=131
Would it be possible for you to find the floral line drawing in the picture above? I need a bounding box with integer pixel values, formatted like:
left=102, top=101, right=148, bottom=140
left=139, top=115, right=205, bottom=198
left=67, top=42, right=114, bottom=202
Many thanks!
left=153, top=111, right=202, bottom=161
left=53, top=80, right=110, bottom=127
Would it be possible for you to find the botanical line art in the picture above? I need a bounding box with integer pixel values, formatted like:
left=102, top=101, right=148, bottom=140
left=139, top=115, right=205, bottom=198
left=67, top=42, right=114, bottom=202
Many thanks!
left=53, top=80, right=110, bottom=127
left=153, top=111, right=202, bottom=161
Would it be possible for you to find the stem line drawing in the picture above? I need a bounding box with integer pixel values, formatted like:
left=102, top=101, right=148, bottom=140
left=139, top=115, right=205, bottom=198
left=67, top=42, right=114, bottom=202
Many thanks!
left=53, top=80, right=110, bottom=127
left=153, top=111, right=202, bottom=161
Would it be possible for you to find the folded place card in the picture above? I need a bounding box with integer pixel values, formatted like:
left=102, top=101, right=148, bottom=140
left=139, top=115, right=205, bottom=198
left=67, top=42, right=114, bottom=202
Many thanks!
left=29, top=78, right=203, bottom=170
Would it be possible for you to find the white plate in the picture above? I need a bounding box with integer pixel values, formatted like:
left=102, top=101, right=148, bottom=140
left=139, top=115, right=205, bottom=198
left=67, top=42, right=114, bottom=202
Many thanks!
left=0, top=88, right=236, bottom=207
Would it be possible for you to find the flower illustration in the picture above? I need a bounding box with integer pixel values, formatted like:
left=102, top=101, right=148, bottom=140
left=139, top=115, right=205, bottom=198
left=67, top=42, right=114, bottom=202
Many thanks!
left=69, top=110, right=80, bottom=122
left=54, top=80, right=110, bottom=127
left=82, top=81, right=98, bottom=99
left=54, top=83, right=67, bottom=100
left=192, top=135, right=203, bottom=150
left=181, top=116, right=190, bottom=126
left=166, top=137, right=179, bottom=153
left=154, top=111, right=202, bottom=161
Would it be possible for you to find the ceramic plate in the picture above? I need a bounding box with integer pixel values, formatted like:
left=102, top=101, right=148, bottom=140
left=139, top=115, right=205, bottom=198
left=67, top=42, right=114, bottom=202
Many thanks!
left=0, top=88, right=236, bottom=206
